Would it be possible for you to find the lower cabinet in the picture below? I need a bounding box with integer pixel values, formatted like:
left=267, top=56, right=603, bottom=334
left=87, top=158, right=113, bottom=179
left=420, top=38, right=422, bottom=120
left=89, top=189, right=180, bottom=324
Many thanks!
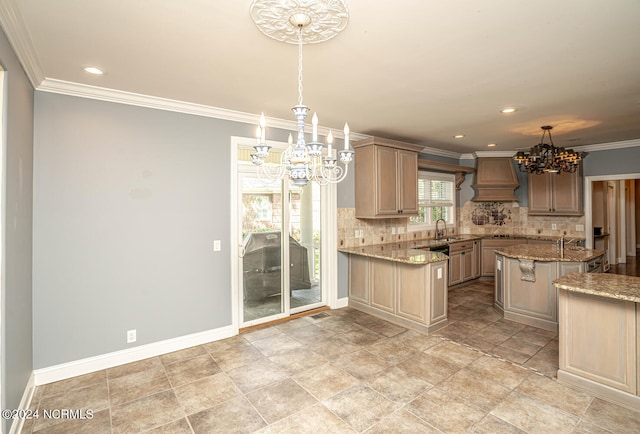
left=348, top=255, right=448, bottom=333
left=449, top=241, right=477, bottom=286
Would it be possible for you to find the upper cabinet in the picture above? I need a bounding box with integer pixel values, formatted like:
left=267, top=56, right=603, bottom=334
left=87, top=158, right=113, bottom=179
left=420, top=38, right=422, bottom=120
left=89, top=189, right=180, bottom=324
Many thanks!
left=528, top=169, right=583, bottom=215
left=353, top=137, right=423, bottom=219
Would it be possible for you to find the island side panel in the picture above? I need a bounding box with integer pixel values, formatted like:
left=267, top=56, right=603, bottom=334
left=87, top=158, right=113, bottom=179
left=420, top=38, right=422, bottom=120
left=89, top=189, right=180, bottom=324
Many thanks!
left=558, top=289, right=637, bottom=395
left=349, top=255, right=369, bottom=305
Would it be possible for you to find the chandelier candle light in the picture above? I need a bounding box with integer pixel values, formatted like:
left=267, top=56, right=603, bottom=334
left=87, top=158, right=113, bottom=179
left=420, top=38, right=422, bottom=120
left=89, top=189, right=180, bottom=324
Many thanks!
left=513, top=126, right=588, bottom=174
left=249, top=0, right=353, bottom=186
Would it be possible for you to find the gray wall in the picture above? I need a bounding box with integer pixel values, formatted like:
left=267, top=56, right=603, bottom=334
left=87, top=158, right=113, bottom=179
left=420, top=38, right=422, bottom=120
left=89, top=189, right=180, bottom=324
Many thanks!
left=583, top=146, right=640, bottom=176
left=0, top=27, right=34, bottom=433
left=33, top=92, right=294, bottom=368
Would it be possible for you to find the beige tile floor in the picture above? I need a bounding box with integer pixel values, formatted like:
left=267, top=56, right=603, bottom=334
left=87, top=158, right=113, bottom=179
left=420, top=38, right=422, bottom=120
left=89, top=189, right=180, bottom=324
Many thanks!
left=21, top=280, right=640, bottom=433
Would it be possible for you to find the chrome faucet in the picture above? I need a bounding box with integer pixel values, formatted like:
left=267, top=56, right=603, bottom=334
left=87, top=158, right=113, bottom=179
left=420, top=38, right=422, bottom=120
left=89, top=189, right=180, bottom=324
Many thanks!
left=435, top=218, right=447, bottom=240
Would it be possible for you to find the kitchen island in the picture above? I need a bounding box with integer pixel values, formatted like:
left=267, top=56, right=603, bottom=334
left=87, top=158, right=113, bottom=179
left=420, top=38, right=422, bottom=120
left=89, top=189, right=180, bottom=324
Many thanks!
left=494, top=244, right=605, bottom=331
left=339, top=242, right=450, bottom=333
left=554, top=273, right=640, bottom=410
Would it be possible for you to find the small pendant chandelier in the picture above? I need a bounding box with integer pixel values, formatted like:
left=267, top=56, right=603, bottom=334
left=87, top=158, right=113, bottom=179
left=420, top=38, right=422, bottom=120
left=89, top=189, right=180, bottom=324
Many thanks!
left=513, top=126, right=588, bottom=174
left=249, top=0, right=353, bottom=186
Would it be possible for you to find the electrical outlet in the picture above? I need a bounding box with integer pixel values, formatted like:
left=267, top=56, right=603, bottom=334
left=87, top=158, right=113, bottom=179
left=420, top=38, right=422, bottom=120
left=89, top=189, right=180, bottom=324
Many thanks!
left=127, top=329, right=136, bottom=344
left=576, top=224, right=585, bottom=232
left=391, top=227, right=396, bottom=235
left=213, top=240, right=221, bottom=251
left=354, top=230, right=363, bottom=238
left=552, top=224, right=557, bottom=230
left=398, top=227, right=405, bottom=234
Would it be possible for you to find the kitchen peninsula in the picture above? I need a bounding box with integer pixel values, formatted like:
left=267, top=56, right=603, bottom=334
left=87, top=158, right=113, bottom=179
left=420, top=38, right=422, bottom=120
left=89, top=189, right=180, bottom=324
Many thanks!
left=494, top=244, right=605, bottom=331
left=554, top=273, right=640, bottom=410
left=339, top=240, right=453, bottom=333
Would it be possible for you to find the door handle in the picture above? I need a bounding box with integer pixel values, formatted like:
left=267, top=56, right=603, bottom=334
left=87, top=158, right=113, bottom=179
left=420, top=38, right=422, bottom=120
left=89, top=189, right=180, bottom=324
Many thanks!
left=239, top=245, right=246, bottom=258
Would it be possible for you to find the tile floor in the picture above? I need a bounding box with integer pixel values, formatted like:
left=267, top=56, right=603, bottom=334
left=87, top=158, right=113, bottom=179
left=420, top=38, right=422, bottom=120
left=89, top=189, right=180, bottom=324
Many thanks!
left=21, top=279, right=640, bottom=433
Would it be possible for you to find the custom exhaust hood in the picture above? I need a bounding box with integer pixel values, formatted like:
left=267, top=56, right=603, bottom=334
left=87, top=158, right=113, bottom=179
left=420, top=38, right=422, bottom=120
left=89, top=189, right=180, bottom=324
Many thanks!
left=471, top=157, right=519, bottom=202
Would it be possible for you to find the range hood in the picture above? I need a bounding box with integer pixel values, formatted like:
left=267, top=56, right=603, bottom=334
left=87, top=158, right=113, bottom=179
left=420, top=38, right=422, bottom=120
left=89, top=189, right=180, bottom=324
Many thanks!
left=471, top=157, right=519, bottom=202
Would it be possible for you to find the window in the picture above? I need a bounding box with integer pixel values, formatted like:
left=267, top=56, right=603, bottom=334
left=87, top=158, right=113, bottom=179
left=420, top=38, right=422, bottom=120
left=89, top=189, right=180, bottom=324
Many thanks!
left=409, top=171, right=456, bottom=231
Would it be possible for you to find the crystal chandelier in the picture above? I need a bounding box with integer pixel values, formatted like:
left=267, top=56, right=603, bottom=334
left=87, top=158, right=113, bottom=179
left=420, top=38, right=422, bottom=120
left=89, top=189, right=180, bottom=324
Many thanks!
left=513, top=126, right=588, bottom=174
left=249, top=0, right=353, bottom=187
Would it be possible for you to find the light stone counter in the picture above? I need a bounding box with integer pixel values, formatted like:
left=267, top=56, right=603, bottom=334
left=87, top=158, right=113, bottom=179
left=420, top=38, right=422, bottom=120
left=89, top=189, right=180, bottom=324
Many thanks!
left=495, top=244, right=604, bottom=263
left=338, top=243, right=448, bottom=265
left=553, top=272, right=640, bottom=303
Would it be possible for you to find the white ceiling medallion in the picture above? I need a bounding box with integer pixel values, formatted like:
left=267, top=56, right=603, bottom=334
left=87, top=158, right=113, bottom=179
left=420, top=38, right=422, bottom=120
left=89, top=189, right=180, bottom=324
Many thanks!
left=249, top=0, right=349, bottom=44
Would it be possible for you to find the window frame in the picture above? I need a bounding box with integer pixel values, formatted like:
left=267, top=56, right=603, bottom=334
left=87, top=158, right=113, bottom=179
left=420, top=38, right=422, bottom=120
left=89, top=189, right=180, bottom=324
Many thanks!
left=408, top=171, right=456, bottom=233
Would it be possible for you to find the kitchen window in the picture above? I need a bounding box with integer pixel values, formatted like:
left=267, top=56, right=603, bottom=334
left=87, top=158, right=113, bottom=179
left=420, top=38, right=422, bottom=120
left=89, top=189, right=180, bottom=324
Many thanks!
left=408, top=171, right=456, bottom=231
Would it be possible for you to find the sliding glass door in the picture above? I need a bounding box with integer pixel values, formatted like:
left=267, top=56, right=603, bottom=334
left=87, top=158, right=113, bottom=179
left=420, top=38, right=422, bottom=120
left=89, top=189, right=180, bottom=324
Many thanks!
left=238, top=165, right=323, bottom=327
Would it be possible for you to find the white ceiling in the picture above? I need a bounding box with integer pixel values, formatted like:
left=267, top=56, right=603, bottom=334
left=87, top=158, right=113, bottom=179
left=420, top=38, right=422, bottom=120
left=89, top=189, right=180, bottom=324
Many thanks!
left=3, top=0, right=640, bottom=154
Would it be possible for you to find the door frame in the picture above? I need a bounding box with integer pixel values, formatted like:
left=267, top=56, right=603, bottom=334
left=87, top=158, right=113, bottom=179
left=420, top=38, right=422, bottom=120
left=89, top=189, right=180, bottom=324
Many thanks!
left=230, top=136, right=339, bottom=333
left=584, top=173, right=640, bottom=260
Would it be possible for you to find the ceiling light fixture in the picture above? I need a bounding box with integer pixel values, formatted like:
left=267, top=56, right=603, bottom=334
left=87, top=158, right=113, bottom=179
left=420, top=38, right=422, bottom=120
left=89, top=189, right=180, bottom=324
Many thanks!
left=513, top=126, right=588, bottom=174
left=453, top=134, right=465, bottom=139
left=500, top=107, right=517, bottom=114
left=249, top=0, right=353, bottom=186
left=84, top=66, right=103, bottom=75
left=487, top=143, right=496, bottom=147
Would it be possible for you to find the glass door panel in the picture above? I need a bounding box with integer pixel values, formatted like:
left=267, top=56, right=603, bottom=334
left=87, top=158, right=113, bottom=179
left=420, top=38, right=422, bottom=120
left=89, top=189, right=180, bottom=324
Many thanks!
left=289, top=182, right=323, bottom=312
left=240, top=174, right=285, bottom=324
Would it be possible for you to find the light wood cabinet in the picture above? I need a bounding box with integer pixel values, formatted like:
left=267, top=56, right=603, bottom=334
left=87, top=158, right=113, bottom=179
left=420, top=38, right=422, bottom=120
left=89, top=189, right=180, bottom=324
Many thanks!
left=348, top=254, right=448, bottom=333
left=353, top=137, right=423, bottom=219
left=472, top=240, right=481, bottom=279
left=348, top=254, right=369, bottom=304
left=558, top=290, right=637, bottom=396
left=480, top=239, right=525, bottom=277
left=449, top=241, right=476, bottom=286
left=370, top=259, right=395, bottom=313
left=528, top=169, right=583, bottom=216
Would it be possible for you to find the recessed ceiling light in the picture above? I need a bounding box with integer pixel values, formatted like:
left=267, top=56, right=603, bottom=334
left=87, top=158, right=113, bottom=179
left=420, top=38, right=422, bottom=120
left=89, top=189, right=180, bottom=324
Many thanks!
left=500, top=107, right=517, bottom=114
left=487, top=143, right=496, bottom=147
left=453, top=134, right=465, bottom=139
left=84, top=66, right=103, bottom=75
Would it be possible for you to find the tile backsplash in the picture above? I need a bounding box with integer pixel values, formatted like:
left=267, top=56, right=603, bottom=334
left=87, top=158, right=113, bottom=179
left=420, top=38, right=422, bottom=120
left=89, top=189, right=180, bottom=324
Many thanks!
left=338, top=202, right=586, bottom=248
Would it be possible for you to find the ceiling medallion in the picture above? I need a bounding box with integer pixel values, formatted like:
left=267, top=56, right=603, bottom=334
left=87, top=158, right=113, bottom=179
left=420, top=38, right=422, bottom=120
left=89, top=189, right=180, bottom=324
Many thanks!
left=250, top=0, right=349, bottom=44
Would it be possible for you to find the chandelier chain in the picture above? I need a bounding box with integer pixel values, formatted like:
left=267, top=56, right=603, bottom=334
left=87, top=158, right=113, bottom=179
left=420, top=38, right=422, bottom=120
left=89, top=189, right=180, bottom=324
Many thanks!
left=297, top=26, right=304, bottom=106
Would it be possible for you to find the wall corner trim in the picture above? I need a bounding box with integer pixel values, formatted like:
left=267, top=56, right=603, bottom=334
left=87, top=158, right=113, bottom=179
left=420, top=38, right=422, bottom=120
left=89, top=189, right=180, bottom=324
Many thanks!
left=8, top=372, right=35, bottom=434
left=33, top=325, right=236, bottom=386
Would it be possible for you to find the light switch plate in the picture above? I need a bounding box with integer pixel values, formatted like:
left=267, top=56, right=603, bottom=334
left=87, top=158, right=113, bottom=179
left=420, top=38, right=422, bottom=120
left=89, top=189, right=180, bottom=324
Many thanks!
left=552, top=224, right=557, bottom=230
left=214, top=240, right=221, bottom=251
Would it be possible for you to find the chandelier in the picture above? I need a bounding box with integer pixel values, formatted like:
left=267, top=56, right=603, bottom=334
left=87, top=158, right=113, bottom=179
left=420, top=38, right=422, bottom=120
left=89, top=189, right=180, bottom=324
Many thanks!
left=513, top=126, right=588, bottom=174
left=249, top=0, right=353, bottom=186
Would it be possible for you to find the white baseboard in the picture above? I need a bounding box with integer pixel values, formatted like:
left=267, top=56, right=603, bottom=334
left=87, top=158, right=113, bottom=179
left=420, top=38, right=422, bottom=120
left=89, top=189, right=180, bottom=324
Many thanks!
left=333, top=297, right=349, bottom=309
left=33, top=325, right=236, bottom=386
left=9, top=372, right=35, bottom=434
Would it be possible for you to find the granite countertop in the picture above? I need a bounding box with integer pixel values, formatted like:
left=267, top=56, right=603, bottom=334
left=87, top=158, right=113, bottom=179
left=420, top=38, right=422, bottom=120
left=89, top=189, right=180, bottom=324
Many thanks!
left=553, top=272, right=640, bottom=303
left=338, top=243, right=449, bottom=265
left=494, top=244, right=605, bottom=262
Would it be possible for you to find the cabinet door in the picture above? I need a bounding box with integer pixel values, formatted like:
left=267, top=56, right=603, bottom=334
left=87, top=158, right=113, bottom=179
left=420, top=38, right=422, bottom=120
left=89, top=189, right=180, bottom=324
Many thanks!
left=375, top=146, right=399, bottom=215
left=528, top=173, right=553, bottom=214
left=462, top=250, right=474, bottom=281
left=396, top=263, right=426, bottom=323
left=370, top=259, right=395, bottom=312
left=552, top=171, right=582, bottom=215
left=481, top=245, right=497, bottom=277
left=349, top=255, right=369, bottom=304
left=495, top=256, right=504, bottom=309
left=398, top=150, right=418, bottom=215
left=472, top=241, right=481, bottom=278
left=449, top=251, right=463, bottom=285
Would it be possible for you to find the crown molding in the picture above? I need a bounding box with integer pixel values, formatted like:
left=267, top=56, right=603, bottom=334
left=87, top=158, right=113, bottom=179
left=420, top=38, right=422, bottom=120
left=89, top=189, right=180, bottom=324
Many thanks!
left=0, top=0, right=44, bottom=87
left=37, top=78, right=368, bottom=140
left=574, top=138, right=640, bottom=152
left=419, top=146, right=461, bottom=159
